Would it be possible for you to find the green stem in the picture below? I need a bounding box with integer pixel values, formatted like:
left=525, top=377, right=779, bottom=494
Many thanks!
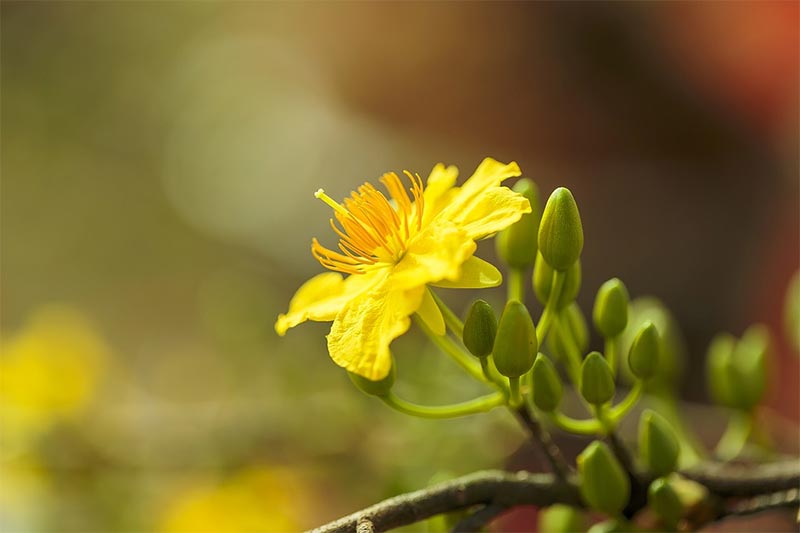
left=715, top=411, right=753, bottom=461
left=429, top=291, right=464, bottom=338
left=507, top=268, right=526, bottom=302
left=605, top=337, right=618, bottom=378
left=549, top=410, right=602, bottom=435
left=414, top=314, right=487, bottom=384
left=381, top=391, right=505, bottom=419
left=509, top=376, right=522, bottom=407
left=553, top=313, right=582, bottom=384
left=535, top=270, right=565, bottom=345
left=608, top=381, right=643, bottom=424
left=480, top=357, right=509, bottom=394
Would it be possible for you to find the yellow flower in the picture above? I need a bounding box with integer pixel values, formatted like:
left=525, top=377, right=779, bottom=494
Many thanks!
left=275, top=157, right=531, bottom=380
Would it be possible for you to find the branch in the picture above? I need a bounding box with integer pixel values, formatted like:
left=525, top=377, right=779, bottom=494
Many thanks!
left=310, top=470, right=581, bottom=533
left=513, top=405, right=574, bottom=480
left=681, top=459, right=800, bottom=497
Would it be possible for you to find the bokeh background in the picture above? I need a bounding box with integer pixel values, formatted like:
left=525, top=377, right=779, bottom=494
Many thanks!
left=1, top=2, right=798, bottom=532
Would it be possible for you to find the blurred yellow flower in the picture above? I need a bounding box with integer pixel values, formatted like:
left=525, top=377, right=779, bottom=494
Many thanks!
left=275, top=157, right=530, bottom=380
left=0, top=305, right=108, bottom=441
left=160, top=467, right=306, bottom=533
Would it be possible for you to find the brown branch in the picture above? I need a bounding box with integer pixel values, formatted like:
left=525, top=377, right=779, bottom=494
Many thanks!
left=681, top=459, right=800, bottom=497
left=310, top=470, right=581, bottom=533
left=725, top=487, right=800, bottom=516
left=450, top=503, right=507, bottom=532
left=513, top=405, right=574, bottom=480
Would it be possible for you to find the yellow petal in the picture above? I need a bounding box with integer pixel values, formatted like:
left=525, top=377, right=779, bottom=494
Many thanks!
left=416, top=287, right=446, bottom=336
left=391, top=222, right=476, bottom=289
left=439, top=158, right=521, bottom=220
left=423, top=163, right=459, bottom=225
left=430, top=255, right=503, bottom=289
left=457, top=186, right=532, bottom=239
left=327, top=272, right=425, bottom=380
left=274, top=272, right=377, bottom=335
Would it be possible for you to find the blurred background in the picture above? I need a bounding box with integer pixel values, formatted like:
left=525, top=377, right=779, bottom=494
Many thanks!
left=1, top=2, right=798, bottom=532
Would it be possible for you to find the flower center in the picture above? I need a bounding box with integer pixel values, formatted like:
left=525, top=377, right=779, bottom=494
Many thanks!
left=311, top=171, right=425, bottom=274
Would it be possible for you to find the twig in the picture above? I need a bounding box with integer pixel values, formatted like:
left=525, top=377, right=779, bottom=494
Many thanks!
left=514, top=405, right=574, bottom=480
left=681, top=459, right=800, bottom=497
left=450, top=503, right=507, bottom=533
left=725, top=487, right=800, bottom=516
left=310, top=470, right=581, bottom=533
left=606, top=430, right=648, bottom=518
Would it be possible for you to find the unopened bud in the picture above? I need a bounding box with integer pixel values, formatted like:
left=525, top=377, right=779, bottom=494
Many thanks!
left=532, top=353, right=563, bottom=412
left=546, top=303, right=589, bottom=362
left=493, top=301, right=538, bottom=378
left=533, top=252, right=582, bottom=310
left=580, top=351, right=615, bottom=405
left=734, top=325, right=769, bottom=411
left=593, top=278, right=629, bottom=338
left=348, top=362, right=395, bottom=397
left=577, top=440, right=630, bottom=516
left=648, top=477, right=684, bottom=528
left=639, top=409, right=680, bottom=476
left=538, top=187, right=584, bottom=271
left=462, top=300, right=497, bottom=358
left=628, top=321, right=660, bottom=380
left=538, top=505, right=586, bottom=533
left=496, top=179, right=541, bottom=269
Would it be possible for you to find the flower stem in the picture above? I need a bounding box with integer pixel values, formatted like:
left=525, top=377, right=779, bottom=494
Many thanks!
left=507, top=268, right=526, bottom=302
left=536, top=270, right=565, bottom=344
left=549, top=410, right=602, bottom=435
left=381, top=391, right=505, bottom=419
left=480, top=357, right=509, bottom=394
left=509, top=376, right=522, bottom=407
left=608, top=381, right=643, bottom=424
left=414, top=314, right=488, bottom=384
left=605, top=336, right=618, bottom=378
left=429, top=290, right=464, bottom=338
left=553, top=312, right=582, bottom=384
left=715, top=411, right=753, bottom=461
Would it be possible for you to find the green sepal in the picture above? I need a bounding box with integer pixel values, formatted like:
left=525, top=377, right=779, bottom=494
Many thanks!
left=628, top=321, right=660, bottom=380
left=348, top=362, right=395, bottom=397
left=538, top=187, right=584, bottom=271
left=580, top=351, right=615, bottom=406
left=496, top=178, right=541, bottom=269
left=648, top=477, right=683, bottom=528
left=493, top=300, right=538, bottom=378
left=538, top=504, right=586, bottom=533
left=532, top=353, right=563, bottom=412
left=593, top=278, right=630, bottom=339
left=577, top=440, right=630, bottom=516
left=533, top=252, right=582, bottom=310
left=639, top=409, right=680, bottom=477
left=462, top=300, right=497, bottom=358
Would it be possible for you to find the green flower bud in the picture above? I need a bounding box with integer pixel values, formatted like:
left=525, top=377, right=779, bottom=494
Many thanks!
left=532, top=353, right=563, bottom=412
left=577, top=440, right=630, bottom=516
left=587, top=520, right=628, bottom=533
left=538, top=187, right=584, bottom=271
left=538, top=505, right=586, bottom=533
left=593, top=278, right=630, bottom=339
left=732, top=325, right=770, bottom=410
left=706, top=333, right=737, bottom=407
left=639, top=409, right=680, bottom=476
left=628, top=321, right=660, bottom=380
left=496, top=179, right=541, bottom=269
left=648, top=477, right=683, bottom=528
left=533, top=252, right=582, bottom=310
left=462, top=300, right=497, bottom=358
left=620, top=297, right=685, bottom=392
left=580, top=351, right=615, bottom=405
left=493, top=300, right=538, bottom=378
left=348, top=362, right=395, bottom=397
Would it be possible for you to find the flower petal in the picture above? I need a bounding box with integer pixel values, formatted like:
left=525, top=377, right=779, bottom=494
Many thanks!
left=274, top=271, right=378, bottom=335
left=438, top=158, right=521, bottom=222
left=391, top=222, right=476, bottom=289
left=422, top=163, right=459, bottom=225
left=327, top=273, right=425, bottom=380
left=430, top=256, right=503, bottom=289
left=416, top=287, right=446, bottom=336
left=457, top=186, right=532, bottom=239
